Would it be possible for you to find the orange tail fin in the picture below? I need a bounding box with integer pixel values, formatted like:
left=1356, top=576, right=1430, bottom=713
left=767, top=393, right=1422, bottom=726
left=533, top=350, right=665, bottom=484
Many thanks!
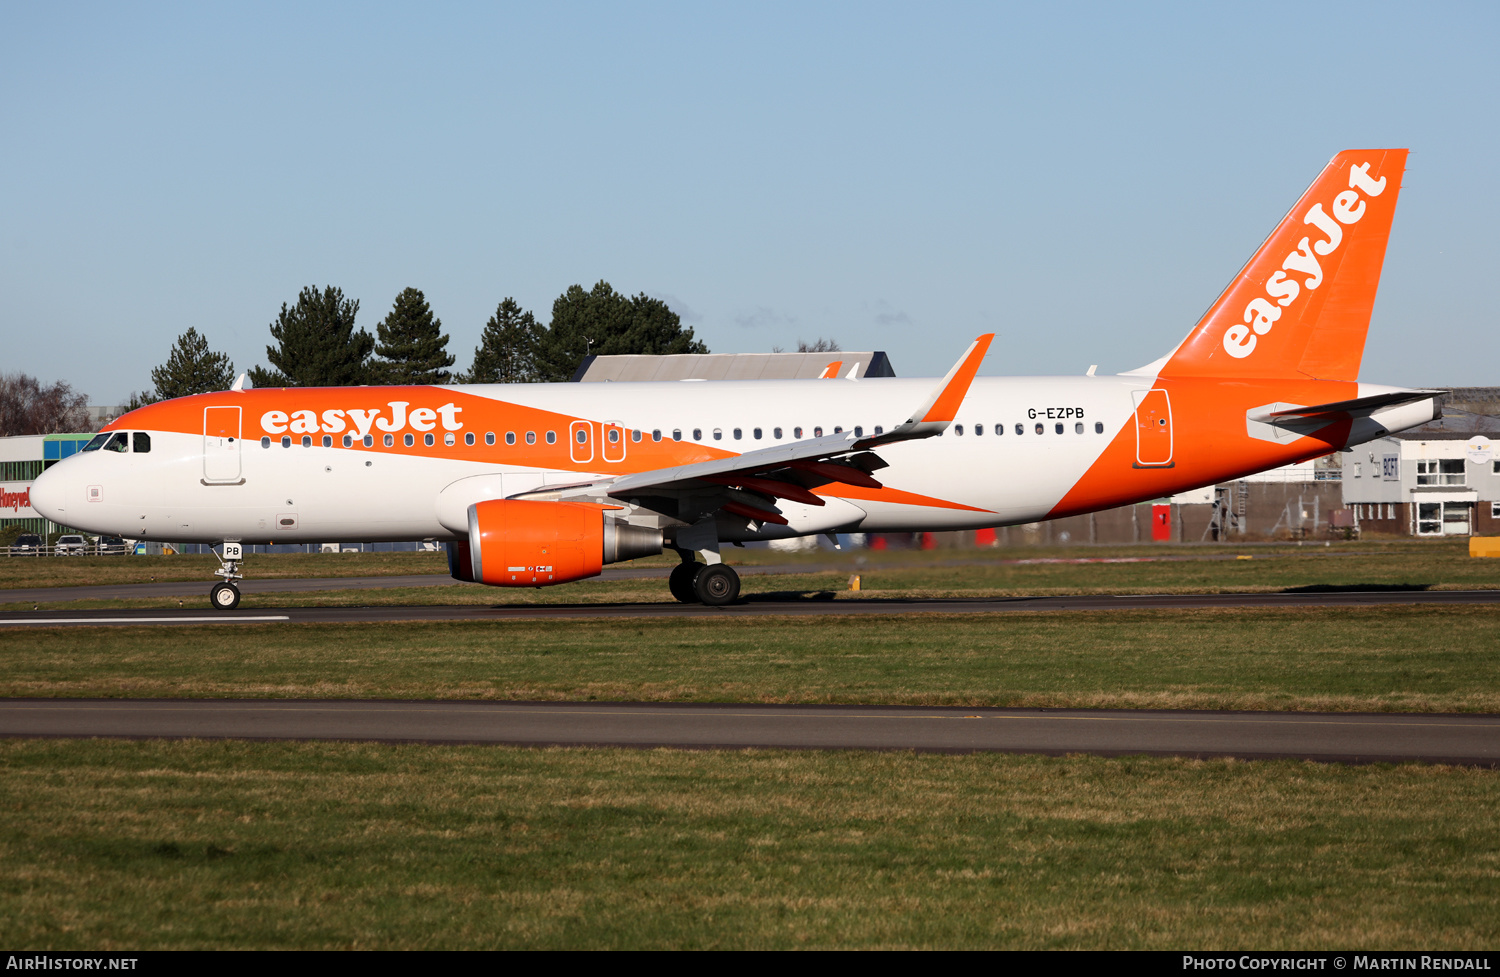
left=1157, top=149, right=1407, bottom=382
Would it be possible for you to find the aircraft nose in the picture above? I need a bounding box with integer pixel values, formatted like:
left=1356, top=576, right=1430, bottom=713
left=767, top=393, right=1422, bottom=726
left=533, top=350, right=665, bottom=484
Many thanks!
left=29, top=464, right=70, bottom=523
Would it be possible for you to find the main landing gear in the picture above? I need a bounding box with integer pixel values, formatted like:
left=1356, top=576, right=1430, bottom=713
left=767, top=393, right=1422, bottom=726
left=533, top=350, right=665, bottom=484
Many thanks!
left=668, top=555, right=741, bottom=607
left=209, top=542, right=244, bottom=610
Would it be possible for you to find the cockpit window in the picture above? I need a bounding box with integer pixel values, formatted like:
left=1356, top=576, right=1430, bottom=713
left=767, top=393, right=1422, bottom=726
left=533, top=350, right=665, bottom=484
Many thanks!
left=82, top=433, right=110, bottom=452
left=132, top=432, right=151, bottom=453
left=103, top=432, right=129, bottom=453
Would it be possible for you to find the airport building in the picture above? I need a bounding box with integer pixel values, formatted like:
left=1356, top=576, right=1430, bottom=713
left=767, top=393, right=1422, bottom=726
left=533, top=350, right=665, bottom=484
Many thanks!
left=0, top=432, right=96, bottom=535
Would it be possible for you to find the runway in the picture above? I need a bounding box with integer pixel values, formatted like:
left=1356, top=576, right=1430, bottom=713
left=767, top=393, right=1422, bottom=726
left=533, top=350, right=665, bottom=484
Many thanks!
left=4, top=698, right=1497, bottom=765
left=1, top=587, right=1498, bottom=625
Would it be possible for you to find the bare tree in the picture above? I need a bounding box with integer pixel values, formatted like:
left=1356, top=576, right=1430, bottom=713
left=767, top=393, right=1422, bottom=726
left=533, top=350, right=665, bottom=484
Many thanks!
left=0, top=373, right=90, bottom=437
left=797, top=338, right=841, bottom=352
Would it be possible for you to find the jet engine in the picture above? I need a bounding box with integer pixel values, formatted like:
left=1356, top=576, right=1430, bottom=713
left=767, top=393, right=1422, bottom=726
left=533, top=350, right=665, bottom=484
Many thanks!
left=450, top=499, right=662, bottom=587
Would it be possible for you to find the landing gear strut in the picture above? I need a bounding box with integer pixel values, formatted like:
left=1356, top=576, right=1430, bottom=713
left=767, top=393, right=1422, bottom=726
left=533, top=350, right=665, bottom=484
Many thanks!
left=210, top=542, right=244, bottom=610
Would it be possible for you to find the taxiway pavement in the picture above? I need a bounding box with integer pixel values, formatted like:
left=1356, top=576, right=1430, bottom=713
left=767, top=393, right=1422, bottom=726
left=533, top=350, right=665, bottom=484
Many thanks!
left=1, top=587, right=1497, bottom=626
left=4, top=698, right=1496, bottom=765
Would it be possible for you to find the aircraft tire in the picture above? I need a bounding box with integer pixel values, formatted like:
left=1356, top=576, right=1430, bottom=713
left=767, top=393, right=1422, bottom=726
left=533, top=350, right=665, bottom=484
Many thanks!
left=210, top=581, right=241, bottom=611
left=694, top=564, right=740, bottom=606
left=668, top=562, right=701, bottom=603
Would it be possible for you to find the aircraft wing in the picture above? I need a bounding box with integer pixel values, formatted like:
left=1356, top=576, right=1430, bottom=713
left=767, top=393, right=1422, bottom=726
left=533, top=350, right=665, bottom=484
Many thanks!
left=515, top=335, right=994, bottom=525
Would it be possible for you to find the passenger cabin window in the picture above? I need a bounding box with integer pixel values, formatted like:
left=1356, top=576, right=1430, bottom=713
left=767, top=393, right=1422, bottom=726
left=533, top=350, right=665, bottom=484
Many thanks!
left=1075, top=422, right=1083, bottom=434
left=608, top=429, right=620, bottom=444
left=486, top=433, right=495, bottom=445
left=773, top=427, right=782, bottom=439
left=994, top=424, right=1003, bottom=435
left=545, top=431, right=556, bottom=444
left=1094, top=422, right=1104, bottom=434
left=854, top=426, right=863, bottom=437
left=404, top=434, right=415, bottom=447
left=733, top=428, right=742, bottom=440
left=754, top=428, right=763, bottom=440
left=576, top=429, right=587, bottom=444
left=693, top=429, right=702, bottom=441
left=672, top=429, right=681, bottom=441
left=465, top=432, right=475, bottom=446
left=1016, top=424, right=1024, bottom=435
left=444, top=433, right=455, bottom=446
left=322, top=435, right=332, bottom=447
left=384, top=434, right=394, bottom=447
left=1034, top=424, right=1043, bottom=435
left=133, top=432, right=151, bottom=453
left=875, top=426, right=883, bottom=435
left=301, top=435, right=312, bottom=447
left=713, top=429, right=723, bottom=440
left=794, top=427, right=803, bottom=438
left=1055, top=423, right=1064, bottom=434
left=813, top=427, right=823, bottom=437
left=363, top=435, right=374, bottom=447
left=653, top=429, right=663, bottom=441
left=955, top=425, right=964, bottom=436
left=281, top=436, right=292, bottom=448
left=972, top=424, right=981, bottom=437
left=425, top=433, right=435, bottom=446
left=525, top=432, right=536, bottom=445
left=343, top=435, right=353, bottom=447
left=261, top=436, right=272, bottom=449
left=506, top=432, right=516, bottom=445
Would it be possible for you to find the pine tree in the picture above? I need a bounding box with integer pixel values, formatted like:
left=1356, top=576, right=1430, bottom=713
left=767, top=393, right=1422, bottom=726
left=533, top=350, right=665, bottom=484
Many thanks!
left=248, top=285, right=373, bottom=387
left=535, top=281, right=708, bottom=382
left=372, top=287, right=454, bottom=384
left=149, top=328, right=235, bottom=400
left=460, top=298, right=543, bottom=383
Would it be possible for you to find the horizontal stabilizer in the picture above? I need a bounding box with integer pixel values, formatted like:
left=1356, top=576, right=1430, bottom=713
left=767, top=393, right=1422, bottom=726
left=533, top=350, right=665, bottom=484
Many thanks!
left=1250, top=388, right=1443, bottom=423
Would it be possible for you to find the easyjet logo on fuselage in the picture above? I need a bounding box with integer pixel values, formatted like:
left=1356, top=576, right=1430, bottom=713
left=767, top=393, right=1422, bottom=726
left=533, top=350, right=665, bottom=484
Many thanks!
left=1222, top=162, right=1387, bottom=359
left=260, top=401, right=465, bottom=439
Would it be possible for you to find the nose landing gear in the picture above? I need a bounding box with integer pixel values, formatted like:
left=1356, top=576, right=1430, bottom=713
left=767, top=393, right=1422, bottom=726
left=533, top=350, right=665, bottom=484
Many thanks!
left=210, top=541, right=244, bottom=610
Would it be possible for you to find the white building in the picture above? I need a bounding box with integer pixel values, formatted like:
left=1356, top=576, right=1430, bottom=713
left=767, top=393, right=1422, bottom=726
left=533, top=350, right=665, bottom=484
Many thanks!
left=1342, top=435, right=1499, bottom=536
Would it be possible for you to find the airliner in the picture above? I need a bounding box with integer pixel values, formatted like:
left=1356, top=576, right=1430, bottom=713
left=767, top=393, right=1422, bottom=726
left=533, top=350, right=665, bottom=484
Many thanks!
left=31, top=149, right=1438, bottom=608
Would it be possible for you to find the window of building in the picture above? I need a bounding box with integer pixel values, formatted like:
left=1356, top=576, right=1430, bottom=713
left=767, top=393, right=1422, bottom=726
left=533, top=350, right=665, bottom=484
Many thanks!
left=1493, top=502, right=1500, bottom=518
left=1417, top=501, right=1472, bottom=535
left=1494, top=461, right=1499, bottom=475
left=1387, top=504, right=1395, bottom=520
left=545, top=431, right=556, bottom=444
left=1417, top=459, right=1466, bottom=485
left=133, top=432, right=152, bottom=453
left=1353, top=462, right=1362, bottom=478
left=404, top=433, right=415, bottom=447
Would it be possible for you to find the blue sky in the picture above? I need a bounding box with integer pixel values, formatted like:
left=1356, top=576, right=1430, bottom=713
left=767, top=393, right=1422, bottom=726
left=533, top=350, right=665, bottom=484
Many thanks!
left=3, top=2, right=1496, bottom=402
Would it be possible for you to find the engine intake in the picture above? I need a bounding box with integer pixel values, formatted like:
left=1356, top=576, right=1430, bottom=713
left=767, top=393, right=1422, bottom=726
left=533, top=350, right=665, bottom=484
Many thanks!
left=457, top=499, right=662, bottom=587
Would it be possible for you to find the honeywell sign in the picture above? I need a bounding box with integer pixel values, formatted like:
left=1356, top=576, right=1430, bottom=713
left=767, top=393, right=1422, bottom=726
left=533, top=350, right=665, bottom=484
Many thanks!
left=2, top=483, right=38, bottom=517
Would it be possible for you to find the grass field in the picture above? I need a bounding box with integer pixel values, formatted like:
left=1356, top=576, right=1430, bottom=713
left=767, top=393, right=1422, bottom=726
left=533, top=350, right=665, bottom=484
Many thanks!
left=5, top=606, right=1499, bottom=712
left=2, top=739, right=1496, bottom=949
left=7, top=539, right=1499, bottom=610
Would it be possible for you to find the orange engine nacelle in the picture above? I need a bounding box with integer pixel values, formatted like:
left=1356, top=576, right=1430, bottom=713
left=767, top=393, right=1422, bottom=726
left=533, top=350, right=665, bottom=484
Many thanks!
left=462, top=499, right=662, bottom=587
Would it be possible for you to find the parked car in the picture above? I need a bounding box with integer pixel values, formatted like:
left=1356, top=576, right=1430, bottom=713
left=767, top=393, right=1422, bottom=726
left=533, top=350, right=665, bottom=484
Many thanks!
left=11, top=533, right=44, bottom=555
left=54, top=534, right=88, bottom=556
left=96, top=536, right=128, bottom=555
